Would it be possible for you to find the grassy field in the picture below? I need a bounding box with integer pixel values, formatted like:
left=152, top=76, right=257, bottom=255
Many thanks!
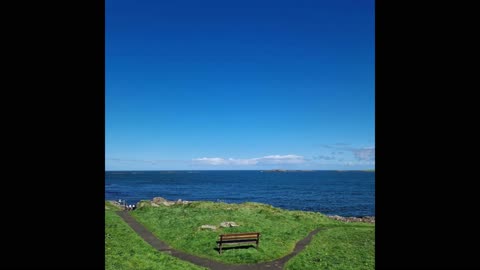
left=105, top=202, right=207, bottom=270
left=130, top=201, right=375, bottom=268
left=285, top=225, right=375, bottom=270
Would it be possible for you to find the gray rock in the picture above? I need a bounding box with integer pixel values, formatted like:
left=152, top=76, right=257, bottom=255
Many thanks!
left=108, top=200, right=121, bottom=206
left=220, top=221, right=239, bottom=228
left=327, top=215, right=375, bottom=223
left=152, top=197, right=167, bottom=204
left=200, top=225, right=217, bottom=230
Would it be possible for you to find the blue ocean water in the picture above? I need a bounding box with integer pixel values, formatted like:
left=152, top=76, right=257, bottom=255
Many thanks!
left=105, top=170, right=375, bottom=217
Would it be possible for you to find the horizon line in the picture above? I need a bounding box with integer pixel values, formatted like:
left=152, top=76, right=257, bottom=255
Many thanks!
left=105, top=169, right=375, bottom=172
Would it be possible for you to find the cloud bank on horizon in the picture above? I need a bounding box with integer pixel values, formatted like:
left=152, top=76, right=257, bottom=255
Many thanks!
left=193, top=154, right=306, bottom=166
left=191, top=146, right=375, bottom=167
left=106, top=145, right=375, bottom=170
left=352, top=147, right=375, bottom=161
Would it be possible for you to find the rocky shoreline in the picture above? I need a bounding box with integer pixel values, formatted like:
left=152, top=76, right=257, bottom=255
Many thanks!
left=140, top=197, right=193, bottom=207
left=326, top=215, right=375, bottom=223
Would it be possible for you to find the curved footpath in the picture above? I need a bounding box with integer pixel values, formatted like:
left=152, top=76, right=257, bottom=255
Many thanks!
left=116, top=211, right=323, bottom=270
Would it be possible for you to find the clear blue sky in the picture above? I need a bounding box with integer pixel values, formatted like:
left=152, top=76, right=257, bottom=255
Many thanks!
left=106, top=0, right=375, bottom=170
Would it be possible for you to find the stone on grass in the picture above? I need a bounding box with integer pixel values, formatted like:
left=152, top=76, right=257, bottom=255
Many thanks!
left=200, top=225, right=217, bottom=230
left=220, top=221, right=239, bottom=228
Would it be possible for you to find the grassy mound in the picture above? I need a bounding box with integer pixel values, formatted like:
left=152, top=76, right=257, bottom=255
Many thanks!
left=105, top=200, right=123, bottom=210
left=130, top=201, right=374, bottom=266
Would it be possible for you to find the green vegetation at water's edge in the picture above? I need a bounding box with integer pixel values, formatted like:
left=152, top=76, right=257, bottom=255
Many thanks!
left=105, top=209, right=207, bottom=270
left=105, top=200, right=123, bottom=210
left=130, top=201, right=374, bottom=268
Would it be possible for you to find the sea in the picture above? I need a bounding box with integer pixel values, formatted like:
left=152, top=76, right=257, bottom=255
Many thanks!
left=105, top=170, right=375, bottom=217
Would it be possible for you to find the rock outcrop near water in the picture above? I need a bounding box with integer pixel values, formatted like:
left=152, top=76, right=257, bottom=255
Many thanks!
left=327, top=215, right=375, bottom=223
left=137, top=197, right=192, bottom=208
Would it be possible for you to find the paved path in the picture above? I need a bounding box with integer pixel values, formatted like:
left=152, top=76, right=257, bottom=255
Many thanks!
left=116, top=211, right=323, bottom=270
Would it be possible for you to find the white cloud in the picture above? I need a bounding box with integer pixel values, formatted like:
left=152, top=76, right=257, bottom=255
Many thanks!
left=193, top=157, right=229, bottom=165
left=259, top=155, right=305, bottom=164
left=341, top=160, right=375, bottom=166
left=321, top=144, right=375, bottom=162
left=226, top=158, right=258, bottom=165
left=193, top=155, right=306, bottom=166
left=313, top=155, right=336, bottom=161
left=352, top=147, right=375, bottom=161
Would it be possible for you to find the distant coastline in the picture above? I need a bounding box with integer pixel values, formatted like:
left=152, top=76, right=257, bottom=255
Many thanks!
left=260, top=169, right=374, bottom=173
left=260, top=169, right=315, bottom=172
left=106, top=169, right=375, bottom=172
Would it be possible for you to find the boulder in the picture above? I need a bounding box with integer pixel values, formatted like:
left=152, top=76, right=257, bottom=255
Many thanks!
left=109, top=200, right=121, bottom=206
left=162, top=201, right=175, bottom=206
left=220, top=221, right=239, bottom=228
left=360, top=216, right=375, bottom=223
left=152, top=197, right=167, bottom=204
left=200, top=225, right=217, bottom=230
left=328, top=215, right=344, bottom=221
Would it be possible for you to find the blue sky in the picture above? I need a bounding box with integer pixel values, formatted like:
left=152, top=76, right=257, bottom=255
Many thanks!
left=106, top=0, right=375, bottom=170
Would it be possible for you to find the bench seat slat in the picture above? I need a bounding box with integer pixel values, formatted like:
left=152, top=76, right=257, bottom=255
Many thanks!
left=219, top=232, right=260, bottom=237
left=217, top=239, right=258, bottom=244
left=221, top=235, right=258, bottom=240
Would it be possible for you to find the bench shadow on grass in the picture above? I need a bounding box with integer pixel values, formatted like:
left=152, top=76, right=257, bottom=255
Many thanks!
left=213, top=245, right=257, bottom=254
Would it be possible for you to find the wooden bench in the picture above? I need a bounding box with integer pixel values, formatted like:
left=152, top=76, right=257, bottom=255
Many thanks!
left=216, top=232, right=261, bottom=254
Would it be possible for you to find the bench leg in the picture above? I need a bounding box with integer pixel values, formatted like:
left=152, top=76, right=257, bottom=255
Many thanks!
left=219, top=243, right=222, bottom=254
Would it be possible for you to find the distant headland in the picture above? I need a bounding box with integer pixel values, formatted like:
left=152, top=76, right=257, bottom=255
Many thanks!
left=261, top=169, right=315, bottom=172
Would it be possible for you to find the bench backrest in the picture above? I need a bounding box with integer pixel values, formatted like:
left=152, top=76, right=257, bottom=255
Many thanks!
left=219, top=232, right=260, bottom=241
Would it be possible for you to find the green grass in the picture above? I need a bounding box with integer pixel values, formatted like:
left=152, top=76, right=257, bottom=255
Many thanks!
left=105, top=200, right=123, bottom=211
left=105, top=210, right=207, bottom=270
left=130, top=201, right=374, bottom=268
left=285, top=225, right=375, bottom=270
